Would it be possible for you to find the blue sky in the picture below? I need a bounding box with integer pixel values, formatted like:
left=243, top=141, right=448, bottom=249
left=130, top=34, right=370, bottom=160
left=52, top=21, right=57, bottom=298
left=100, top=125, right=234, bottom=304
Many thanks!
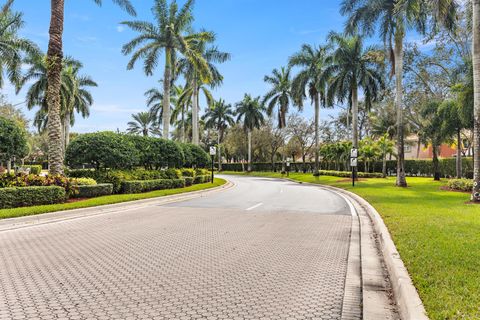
left=8, top=0, right=358, bottom=133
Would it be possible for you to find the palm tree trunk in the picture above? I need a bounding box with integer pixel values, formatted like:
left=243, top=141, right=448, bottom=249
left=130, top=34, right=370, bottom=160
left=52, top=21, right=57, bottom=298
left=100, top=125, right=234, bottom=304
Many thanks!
left=352, top=84, right=359, bottom=149
left=247, top=130, right=252, bottom=172
left=314, top=93, right=320, bottom=171
left=472, top=0, right=480, bottom=201
left=46, top=0, right=65, bottom=175
left=64, top=112, right=70, bottom=150
left=394, top=30, right=407, bottom=187
left=181, top=107, right=186, bottom=143
left=432, top=144, right=440, bottom=181
left=192, top=78, right=199, bottom=145
left=217, top=130, right=222, bottom=171
left=457, top=129, right=462, bottom=178
left=6, top=159, right=11, bottom=174
left=162, top=48, right=172, bottom=139
left=382, top=153, right=387, bottom=178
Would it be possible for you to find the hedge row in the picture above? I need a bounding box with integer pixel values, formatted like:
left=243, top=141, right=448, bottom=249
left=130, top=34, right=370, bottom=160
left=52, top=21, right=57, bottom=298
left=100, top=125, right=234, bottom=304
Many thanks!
left=316, top=170, right=384, bottom=178
left=121, top=179, right=185, bottom=194
left=0, top=186, right=66, bottom=209
left=447, top=179, right=473, bottom=192
left=221, top=158, right=474, bottom=178
left=74, top=184, right=114, bottom=198
left=194, top=175, right=212, bottom=184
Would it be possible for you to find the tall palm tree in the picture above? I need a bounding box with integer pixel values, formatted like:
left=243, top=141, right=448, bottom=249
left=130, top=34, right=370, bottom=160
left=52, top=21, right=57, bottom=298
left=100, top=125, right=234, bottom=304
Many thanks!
left=262, top=67, right=296, bottom=129
left=326, top=32, right=384, bottom=166
left=202, top=99, right=235, bottom=171
left=46, top=0, right=135, bottom=175
left=122, top=0, right=213, bottom=140
left=177, top=40, right=230, bottom=145
left=127, top=112, right=159, bottom=137
left=288, top=44, right=330, bottom=171
left=341, top=0, right=456, bottom=187
left=236, top=94, right=265, bottom=172
left=0, top=3, right=38, bottom=90
left=473, top=1, right=480, bottom=200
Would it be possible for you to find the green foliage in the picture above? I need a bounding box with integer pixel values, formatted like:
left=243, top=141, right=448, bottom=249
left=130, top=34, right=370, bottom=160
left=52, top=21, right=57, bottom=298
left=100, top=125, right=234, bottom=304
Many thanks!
left=71, top=177, right=97, bottom=185
left=184, top=177, right=194, bottom=186
left=121, top=179, right=185, bottom=194
left=195, top=168, right=210, bottom=176
left=74, top=184, right=114, bottom=198
left=180, top=143, right=210, bottom=168
left=28, top=165, right=42, bottom=175
left=194, top=175, right=212, bottom=184
left=317, top=170, right=383, bottom=178
left=153, top=139, right=184, bottom=168
left=0, top=116, right=28, bottom=162
left=447, top=179, right=473, bottom=192
left=181, top=168, right=195, bottom=177
left=0, top=186, right=66, bottom=209
left=66, top=132, right=139, bottom=170
left=0, top=173, right=76, bottom=197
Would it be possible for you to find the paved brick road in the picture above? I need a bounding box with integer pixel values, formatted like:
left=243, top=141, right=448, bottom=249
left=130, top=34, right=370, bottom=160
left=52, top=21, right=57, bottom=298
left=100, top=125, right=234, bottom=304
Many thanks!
left=0, top=176, right=357, bottom=320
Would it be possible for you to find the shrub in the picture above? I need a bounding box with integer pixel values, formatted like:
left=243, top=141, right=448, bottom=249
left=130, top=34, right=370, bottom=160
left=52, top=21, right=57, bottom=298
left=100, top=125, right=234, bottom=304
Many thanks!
left=74, top=184, right=114, bottom=198
left=0, top=174, right=77, bottom=197
left=447, top=179, right=473, bottom=192
left=193, top=175, right=212, bottom=184
left=152, top=139, right=185, bottom=169
left=195, top=168, right=210, bottom=176
left=0, top=117, right=28, bottom=164
left=0, top=186, right=66, bottom=209
left=25, top=165, right=42, bottom=175
left=121, top=179, right=185, bottom=194
left=184, top=177, right=194, bottom=186
left=317, top=170, right=383, bottom=179
left=66, top=131, right=139, bottom=170
left=181, top=168, right=196, bottom=177
left=181, top=143, right=210, bottom=168
left=70, top=178, right=97, bottom=185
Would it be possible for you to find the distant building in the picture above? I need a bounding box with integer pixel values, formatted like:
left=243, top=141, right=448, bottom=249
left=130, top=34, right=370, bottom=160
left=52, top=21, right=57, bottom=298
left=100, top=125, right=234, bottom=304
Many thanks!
left=403, top=134, right=471, bottom=159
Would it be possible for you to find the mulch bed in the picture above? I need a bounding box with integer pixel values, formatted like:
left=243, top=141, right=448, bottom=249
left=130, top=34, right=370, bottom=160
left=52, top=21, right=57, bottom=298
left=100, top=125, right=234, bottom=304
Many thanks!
left=439, top=186, right=470, bottom=194
left=336, top=178, right=369, bottom=183
left=66, top=198, right=88, bottom=203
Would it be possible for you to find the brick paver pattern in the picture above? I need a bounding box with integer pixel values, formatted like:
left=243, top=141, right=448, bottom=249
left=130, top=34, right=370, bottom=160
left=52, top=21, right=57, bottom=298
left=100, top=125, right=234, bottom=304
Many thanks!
left=0, top=206, right=352, bottom=320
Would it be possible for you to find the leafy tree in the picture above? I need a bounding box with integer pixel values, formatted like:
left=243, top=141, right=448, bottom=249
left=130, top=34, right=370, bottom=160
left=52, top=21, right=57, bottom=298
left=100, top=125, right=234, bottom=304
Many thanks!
left=180, top=143, right=210, bottom=168
left=0, top=116, right=28, bottom=173
left=376, top=134, right=395, bottom=177
left=0, top=94, right=29, bottom=128
left=46, top=0, right=135, bottom=175
left=341, top=0, right=456, bottom=187
left=289, top=44, right=330, bottom=171
left=65, top=132, right=139, bottom=170
left=121, top=0, right=213, bottom=139
left=286, top=114, right=315, bottom=172
left=127, top=112, right=159, bottom=137
left=359, top=137, right=380, bottom=173
left=202, top=99, right=235, bottom=171
left=236, top=94, right=265, bottom=171
left=439, top=100, right=465, bottom=178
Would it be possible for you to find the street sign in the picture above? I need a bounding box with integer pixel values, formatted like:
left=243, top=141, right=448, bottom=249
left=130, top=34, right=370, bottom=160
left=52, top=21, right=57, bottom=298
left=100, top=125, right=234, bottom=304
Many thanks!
left=350, top=157, right=358, bottom=167
left=350, top=148, right=358, bottom=158
left=209, top=146, right=217, bottom=156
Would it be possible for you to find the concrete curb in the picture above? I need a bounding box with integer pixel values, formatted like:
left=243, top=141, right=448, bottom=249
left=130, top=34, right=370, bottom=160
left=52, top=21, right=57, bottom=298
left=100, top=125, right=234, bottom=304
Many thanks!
left=0, top=180, right=234, bottom=232
left=326, top=186, right=428, bottom=320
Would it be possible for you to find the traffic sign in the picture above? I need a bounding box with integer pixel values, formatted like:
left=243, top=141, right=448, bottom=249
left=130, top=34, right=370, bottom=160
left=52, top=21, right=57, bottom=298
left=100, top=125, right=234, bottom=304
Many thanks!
left=209, top=146, right=217, bottom=156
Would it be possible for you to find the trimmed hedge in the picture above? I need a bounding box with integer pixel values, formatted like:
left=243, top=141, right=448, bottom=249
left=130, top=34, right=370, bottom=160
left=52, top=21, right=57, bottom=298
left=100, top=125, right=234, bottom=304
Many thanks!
left=318, top=170, right=384, bottom=178
left=74, top=184, right=114, bottom=198
left=24, top=165, right=42, bottom=175
left=0, top=186, right=66, bottom=209
left=184, top=177, right=194, bottom=186
left=194, top=175, right=212, bottom=184
left=121, top=179, right=185, bottom=194
left=447, top=179, right=473, bottom=192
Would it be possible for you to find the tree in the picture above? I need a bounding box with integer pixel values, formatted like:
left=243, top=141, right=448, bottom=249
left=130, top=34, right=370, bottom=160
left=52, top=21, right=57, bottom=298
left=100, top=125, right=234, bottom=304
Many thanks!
left=177, top=40, right=230, bottom=145
left=286, top=114, right=316, bottom=172
left=377, top=134, right=395, bottom=177
left=0, top=95, right=29, bottom=128
left=326, top=32, right=384, bottom=169
left=472, top=0, right=480, bottom=199
left=122, top=0, right=213, bottom=140
left=0, top=116, right=28, bottom=173
left=236, top=94, right=265, bottom=172
left=0, top=3, right=38, bottom=90
left=202, top=99, right=235, bottom=171
left=439, top=100, right=466, bottom=178
left=341, top=0, right=456, bottom=187
left=46, top=0, right=135, bottom=175
left=289, top=44, right=330, bottom=171
left=127, top=112, right=159, bottom=137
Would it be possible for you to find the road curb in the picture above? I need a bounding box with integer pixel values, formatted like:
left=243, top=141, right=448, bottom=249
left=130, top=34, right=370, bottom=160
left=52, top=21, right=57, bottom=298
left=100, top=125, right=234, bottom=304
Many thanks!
left=0, top=180, right=234, bottom=232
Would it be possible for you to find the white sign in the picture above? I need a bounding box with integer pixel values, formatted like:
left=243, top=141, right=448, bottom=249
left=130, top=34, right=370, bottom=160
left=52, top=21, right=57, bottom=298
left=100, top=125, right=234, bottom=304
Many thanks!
left=350, top=148, right=358, bottom=158
left=350, top=157, right=358, bottom=167
left=209, top=146, right=217, bottom=156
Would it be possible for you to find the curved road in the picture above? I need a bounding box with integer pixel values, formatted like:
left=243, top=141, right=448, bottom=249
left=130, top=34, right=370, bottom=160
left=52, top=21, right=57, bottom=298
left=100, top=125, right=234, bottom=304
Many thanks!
left=0, top=175, right=359, bottom=320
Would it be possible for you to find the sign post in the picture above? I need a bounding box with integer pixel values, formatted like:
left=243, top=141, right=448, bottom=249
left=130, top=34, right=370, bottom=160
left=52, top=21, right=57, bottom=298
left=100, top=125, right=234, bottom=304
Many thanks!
left=350, top=148, right=358, bottom=187
left=209, top=146, right=216, bottom=183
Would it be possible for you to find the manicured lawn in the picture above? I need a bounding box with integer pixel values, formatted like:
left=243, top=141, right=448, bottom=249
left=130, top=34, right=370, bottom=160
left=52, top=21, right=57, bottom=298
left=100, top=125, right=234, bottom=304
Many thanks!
left=0, top=178, right=226, bottom=220
left=222, top=171, right=480, bottom=320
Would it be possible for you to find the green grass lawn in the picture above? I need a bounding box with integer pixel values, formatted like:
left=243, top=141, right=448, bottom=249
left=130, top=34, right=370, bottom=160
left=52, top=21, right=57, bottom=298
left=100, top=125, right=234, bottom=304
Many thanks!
left=222, top=171, right=480, bottom=320
left=0, top=178, right=226, bottom=220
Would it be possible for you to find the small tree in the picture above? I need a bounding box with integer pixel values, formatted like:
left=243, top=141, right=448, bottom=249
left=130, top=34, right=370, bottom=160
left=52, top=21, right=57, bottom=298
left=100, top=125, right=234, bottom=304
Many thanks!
left=0, top=116, right=28, bottom=173
left=377, top=134, right=395, bottom=178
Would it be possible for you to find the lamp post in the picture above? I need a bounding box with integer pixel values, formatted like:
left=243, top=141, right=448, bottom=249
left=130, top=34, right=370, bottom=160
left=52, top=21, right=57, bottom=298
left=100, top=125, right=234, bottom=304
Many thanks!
left=209, top=146, right=216, bottom=184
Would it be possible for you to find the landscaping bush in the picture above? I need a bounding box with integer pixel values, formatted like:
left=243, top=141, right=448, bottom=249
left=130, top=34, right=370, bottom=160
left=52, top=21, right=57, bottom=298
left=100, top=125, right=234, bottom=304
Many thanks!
left=195, top=168, right=210, bottom=176
left=0, top=186, right=66, bottom=209
left=121, top=179, right=185, bottom=194
left=181, top=143, right=210, bottom=168
left=66, top=131, right=139, bottom=170
left=0, top=174, right=77, bottom=197
left=193, top=175, right=212, bottom=184
left=184, top=177, right=194, bottom=186
left=317, top=170, right=383, bottom=178
left=447, top=179, right=473, bottom=192
left=181, top=168, right=196, bottom=177
left=74, top=184, right=114, bottom=198
left=22, top=165, right=42, bottom=175
left=70, top=177, right=97, bottom=185
left=0, top=117, right=28, bottom=165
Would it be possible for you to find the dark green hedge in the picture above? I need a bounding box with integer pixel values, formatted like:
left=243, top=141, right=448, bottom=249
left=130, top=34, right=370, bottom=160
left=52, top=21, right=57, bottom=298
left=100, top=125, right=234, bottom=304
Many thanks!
left=318, top=170, right=384, bottom=178
left=121, top=179, right=185, bottom=194
left=0, top=186, right=66, bottom=209
left=74, top=184, right=114, bottom=198
left=184, top=177, right=194, bottom=186
left=194, top=175, right=212, bottom=184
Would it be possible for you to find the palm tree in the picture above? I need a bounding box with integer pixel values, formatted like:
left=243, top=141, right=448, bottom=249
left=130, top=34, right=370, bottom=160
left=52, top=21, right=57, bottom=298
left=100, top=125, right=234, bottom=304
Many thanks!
left=177, top=40, right=230, bottom=145
left=236, top=94, right=265, bottom=172
left=377, top=134, right=395, bottom=178
left=121, top=0, right=213, bottom=140
left=341, top=0, right=456, bottom=187
left=46, top=0, right=135, bottom=175
left=326, top=32, right=383, bottom=152
left=202, top=99, right=235, bottom=171
left=0, top=4, right=38, bottom=90
left=288, top=44, right=330, bottom=171
left=127, top=112, right=159, bottom=137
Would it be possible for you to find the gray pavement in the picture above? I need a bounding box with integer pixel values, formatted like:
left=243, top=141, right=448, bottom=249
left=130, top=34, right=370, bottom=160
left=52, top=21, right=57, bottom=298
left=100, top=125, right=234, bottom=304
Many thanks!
left=0, top=175, right=359, bottom=320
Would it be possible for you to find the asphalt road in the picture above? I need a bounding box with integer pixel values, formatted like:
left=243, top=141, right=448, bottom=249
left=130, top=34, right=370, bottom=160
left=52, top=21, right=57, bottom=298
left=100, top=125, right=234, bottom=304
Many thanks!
left=0, top=175, right=357, bottom=320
